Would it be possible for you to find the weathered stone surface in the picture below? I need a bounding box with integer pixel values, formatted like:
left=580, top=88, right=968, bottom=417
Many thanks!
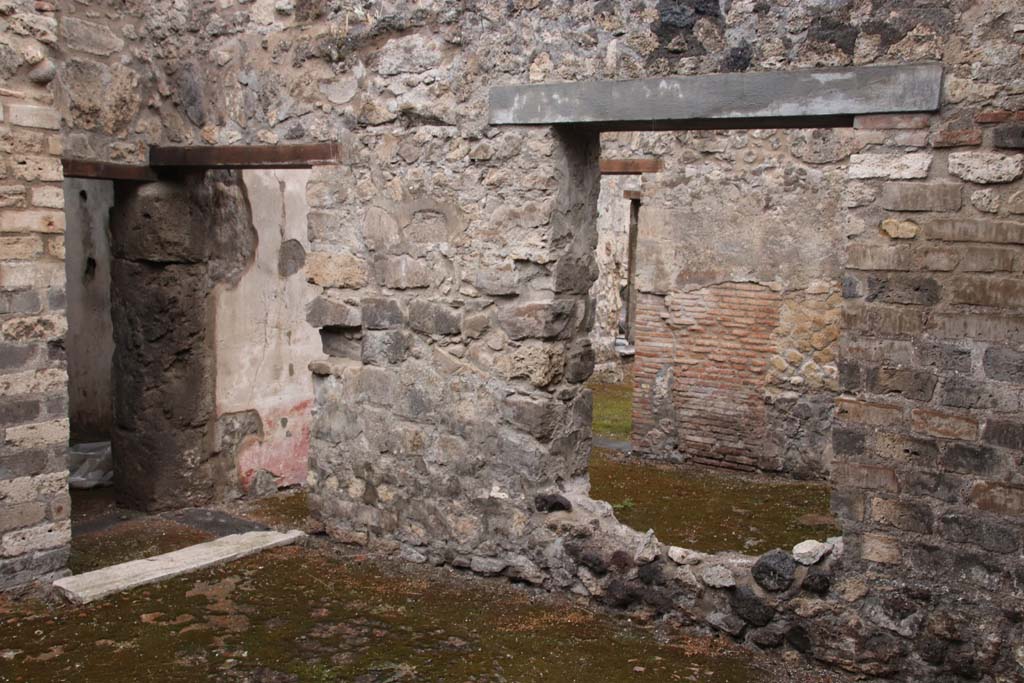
left=700, top=564, right=735, bottom=588
left=408, top=300, right=460, bottom=336
left=992, top=124, right=1024, bottom=149
left=498, top=300, right=575, bottom=340
left=880, top=218, right=919, bottom=239
left=361, top=330, right=407, bottom=366
left=849, top=153, right=932, bottom=179
left=752, top=549, right=797, bottom=592
left=731, top=586, right=775, bottom=626
left=305, top=251, right=369, bottom=289
left=361, top=297, right=403, bottom=330
left=792, top=540, right=832, bottom=565
left=947, top=152, right=1024, bottom=184
left=306, top=295, right=361, bottom=328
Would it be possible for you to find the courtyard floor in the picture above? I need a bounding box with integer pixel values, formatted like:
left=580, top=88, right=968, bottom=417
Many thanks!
left=0, top=491, right=853, bottom=683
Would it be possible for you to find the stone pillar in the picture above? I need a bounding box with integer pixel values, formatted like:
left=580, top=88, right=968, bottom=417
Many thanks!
left=108, top=179, right=217, bottom=511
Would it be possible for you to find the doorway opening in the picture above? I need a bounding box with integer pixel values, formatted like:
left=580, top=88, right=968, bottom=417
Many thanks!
left=61, top=169, right=323, bottom=573
left=587, top=128, right=846, bottom=554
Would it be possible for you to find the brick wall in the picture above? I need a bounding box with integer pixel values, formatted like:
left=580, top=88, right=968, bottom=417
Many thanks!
left=0, top=2, right=70, bottom=590
left=633, top=284, right=782, bottom=471
left=834, top=112, right=1024, bottom=653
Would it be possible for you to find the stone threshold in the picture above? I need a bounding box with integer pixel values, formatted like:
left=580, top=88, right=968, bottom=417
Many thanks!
left=53, top=529, right=305, bottom=604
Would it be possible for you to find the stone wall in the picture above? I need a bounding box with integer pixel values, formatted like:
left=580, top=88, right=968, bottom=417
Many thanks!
left=30, top=0, right=1024, bottom=678
left=0, top=0, right=70, bottom=591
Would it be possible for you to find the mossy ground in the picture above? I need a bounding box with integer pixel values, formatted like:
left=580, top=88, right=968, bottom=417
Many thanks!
left=0, top=541, right=847, bottom=683
left=586, top=374, right=839, bottom=555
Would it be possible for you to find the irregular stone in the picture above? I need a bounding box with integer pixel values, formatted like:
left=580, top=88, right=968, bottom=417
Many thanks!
left=878, top=183, right=962, bottom=212
left=306, top=295, right=361, bottom=328
left=61, top=17, right=124, bottom=56
left=498, top=300, right=575, bottom=340
left=361, top=330, right=407, bottom=366
left=730, top=586, right=775, bottom=626
left=408, top=300, right=460, bottom=336
left=752, top=549, right=797, bottom=592
left=469, top=556, right=508, bottom=576
left=667, top=546, right=706, bottom=565
left=634, top=529, right=659, bottom=564
left=970, top=189, right=1000, bottom=214
left=948, top=152, right=1024, bottom=184
left=792, top=539, right=832, bottom=565
left=803, top=572, right=832, bottom=596
left=305, top=251, right=368, bottom=289
left=377, top=255, right=432, bottom=289
left=700, top=564, right=736, bottom=588
left=706, top=611, right=745, bottom=636
left=848, top=153, right=932, bottom=179
left=361, top=297, right=403, bottom=330
left=880, top=218, right=919, bottom=239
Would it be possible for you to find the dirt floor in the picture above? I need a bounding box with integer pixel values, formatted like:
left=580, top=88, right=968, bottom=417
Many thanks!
left=587, top=370, right=840, bottom=555
left=1, top=491, right=853, bottom=683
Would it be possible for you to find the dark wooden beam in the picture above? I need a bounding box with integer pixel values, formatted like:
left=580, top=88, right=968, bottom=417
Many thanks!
left=149, top=143, right=341, bottom=169
left=62, top=159, right=159, bottom=182
left=600, top=158, right=664, bottom=175
left=623, top=190, right=643, bottom=200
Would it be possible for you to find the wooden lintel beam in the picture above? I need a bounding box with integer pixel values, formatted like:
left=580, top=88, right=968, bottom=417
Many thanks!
left=62, top=159, right=159, bottom=182
left=600, top=158, right=664, bottom=175
left=623, top=190, right=643, bottom=200
left=149, top=143, right=341, bottom=169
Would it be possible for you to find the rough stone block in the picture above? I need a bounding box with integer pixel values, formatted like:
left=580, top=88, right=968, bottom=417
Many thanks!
left=5, top=104, right=60, bottom=131
left=878, top=183, right=962, bottom=212
left=376, top=255, right=432, bottom=290
left=0, top=235, right=42, bottom=259
left=835, top=397, right=903, bottom=427
left=911, top=409, right=979, bottom=440
left=408, top=300, right=461, bottom=336
left=956, top=246, right=1015, bottom=273
left=304, top=251, right=369, bottom=289
left=0, top=209, right=65, bottom=234
left=3, top=418, right=69, bottom=449
left=306, top=295, right=361, bottom=328
left=846, top=244, right=913, bottom=271
left=865, top=367, right=936, bottom=401
left=992, top=124, right=1024, bottom=149
left=0, top=520, right=70, bottom=557
left=361, top=297, right=403, bottom=330
left=940, top=443, right=1001, bottom=476
left=853, top=114, right=931, bottom=129
left=879, top=218, right=919, bottom=239
left=947, top=152, right=1024, bottom=184
left=938, top=511, right=1020, bottom=554
left=848, top=153, right=932, bottom=179
left=983, top=347, right=1024, bottom=383
left=832, top=462, right=898, bottom=492
left=361, top=330, right=408, bottom=366
left=498, top=300, right=575, bottom=340
left=947, top=275, right=1024, bottom=308
left=0, top=501, right=46, bottom=534
left=861, top=533, right=902, bottom=564
left=967, top=482, right=1024, bottom=516
left=865, top=275, right=939, bottom=306
left=11, top=156, right=62, bottom=182
left=869, top=497, right=933, bottom=534
left=473, top=270, right=518, bottom=296
left=981, top=420, right=1024, bottom=451
left=939, top=376, right=1020, bottom=412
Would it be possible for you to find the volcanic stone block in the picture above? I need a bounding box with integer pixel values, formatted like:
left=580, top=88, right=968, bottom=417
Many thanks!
left=752, top=549, right=797, bottom=592
left=408, top=300, right=461, bottom=336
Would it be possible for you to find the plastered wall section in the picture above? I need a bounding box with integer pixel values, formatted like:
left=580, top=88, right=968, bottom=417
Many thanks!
left=214, top=169, right=323, bottom=492
left=62, top=178, right=113, bottom=444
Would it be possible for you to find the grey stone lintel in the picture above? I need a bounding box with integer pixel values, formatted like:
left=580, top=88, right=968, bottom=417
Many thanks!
left=489, top=63, right=942, bottom=130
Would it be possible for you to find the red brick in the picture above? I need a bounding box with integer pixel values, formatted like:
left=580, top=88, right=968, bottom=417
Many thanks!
left=974, top=110, right=1024, bottom=124
left=854, top=114, right=931, bottom=129
left=967, top=482, right=1024, bottom=515
left=930, top=128, right=983, bottom=148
